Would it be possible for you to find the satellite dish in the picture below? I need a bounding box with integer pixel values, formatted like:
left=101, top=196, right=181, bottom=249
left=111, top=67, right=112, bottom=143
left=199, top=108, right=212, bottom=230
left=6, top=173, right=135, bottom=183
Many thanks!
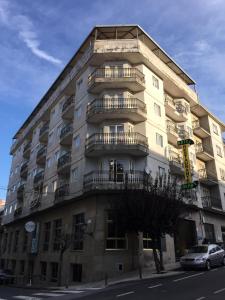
left=25, top=221, right=36, bottom=233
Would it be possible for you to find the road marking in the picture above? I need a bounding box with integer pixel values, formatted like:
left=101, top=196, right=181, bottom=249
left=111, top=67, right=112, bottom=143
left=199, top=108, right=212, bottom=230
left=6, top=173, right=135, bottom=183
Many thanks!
left=33, top=292, right=63, bottom=296
left=196, top=297, right=206, bottom=300
left=211, top=268, right=218, bottom=272
left=116, top=291, right=135, bottom=297
left=173, top=272, right=204, bottom=282
left=214, top=287, right=225, bottom=294
left=148, top=284, right=163, bottom=289
left=52, top=290, right=84, bottom=293
left=13, top=297, right=42, bottom=300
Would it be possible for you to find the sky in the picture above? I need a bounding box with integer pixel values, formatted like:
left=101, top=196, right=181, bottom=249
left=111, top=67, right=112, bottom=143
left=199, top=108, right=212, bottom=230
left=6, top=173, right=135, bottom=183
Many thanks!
left=0, top=0, right=225, bottom=199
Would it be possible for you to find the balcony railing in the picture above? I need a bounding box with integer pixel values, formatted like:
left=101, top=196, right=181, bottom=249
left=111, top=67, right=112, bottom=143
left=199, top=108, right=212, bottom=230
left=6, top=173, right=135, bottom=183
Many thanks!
left=57, top=152, right=71, bottom=170
left=14, top=207, right=22, bottom=217
left=167, top=120, right=178, bottom=134
left=33, top=171, right=44, bottom=185
left=36, top=146, right=47, bottom=161
left=175, top=102, right=188, bottom=114
left=17, top=184, right=25, bottom=200
left=39, top=122, right=49, bottom=141
left=192, top=120, right=210, bottom=138
left=62, top=96, right=74, bottom=113
left=60, top=124, right=73, bottom=140
left=84, top=171, right=148, bottom=191
left=85, top=132, right=148, bottom=157
left=20, top=162, right=28, bottom=178
left=55, top=184, right=69, bottom=202
left=23, top=142, right=31, bottom=154
left=201, top=196, right=222, bottom=209
left=195, top=143, right=214, bottom=158
left=87, top=97, right=146, bottom=115
left=30, top=194, right=41, bottom=210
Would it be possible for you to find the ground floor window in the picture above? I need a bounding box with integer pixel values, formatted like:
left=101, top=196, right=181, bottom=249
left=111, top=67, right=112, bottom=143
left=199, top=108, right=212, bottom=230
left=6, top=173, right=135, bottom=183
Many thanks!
left=71, top=263, right=82, bottom=282
left=106, top=211, right=127, bottom=250
left=204, top=223, right=215, bottom=243
left=50, top=262, right=58, bottom=282
left=40, top=261, right=47, bottom=281
left=143, top=233, right=153, bottom=249
left=20, top=260, right=25, bottom=275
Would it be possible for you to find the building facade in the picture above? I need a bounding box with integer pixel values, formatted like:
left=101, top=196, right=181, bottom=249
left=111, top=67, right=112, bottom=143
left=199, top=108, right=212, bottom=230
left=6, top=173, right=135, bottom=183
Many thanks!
left=1, top=25, right=225, bottom=284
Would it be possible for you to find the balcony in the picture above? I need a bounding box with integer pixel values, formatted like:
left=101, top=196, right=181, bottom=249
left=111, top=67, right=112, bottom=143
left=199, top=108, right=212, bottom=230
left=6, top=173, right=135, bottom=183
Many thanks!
left=168, top=151, right=184, bottom=176
left=85, top=132, right=149, bottom=157
left=62, top=96, right=74, bottom=120
left=86, top=98, right=147, bottom=123
left=39, top=122, right=49, bottom=143
left=36, top=146, right=47, bottom=165
left=201, top=196, right=222, bottom=210
left=167, top=120, right=179, bottom=146
left=23, top=142, right=31, bottom=159
left=20, top=162, right=28, bottom=179
left=33, top=170, right=44, bottom=186
left=60, top=124, right=73, bottom=146
left=84, top=171, right=146, bottom=192
left=88, top=68, right=145, bottom=93
left=54, top=184, right=69, bottom=203
left=195, top=143, right=214, bottom=161
left=192, top=120, right=210, bottom=139
left=198, top=168, right=218, bottom=186
left=14, top=207, right=22, bottom=217
left=165, top=95, right=188, bottom=122
left=57, top=152, right=71, bottom=175
left=17, top=184, right=25, bottom=201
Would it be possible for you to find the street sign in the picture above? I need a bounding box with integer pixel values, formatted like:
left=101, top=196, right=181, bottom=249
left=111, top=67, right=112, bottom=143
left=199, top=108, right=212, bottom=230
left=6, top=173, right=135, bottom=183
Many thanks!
left=182, top=144, right=192, bottom=183
left=181, top=181, right=198, bottom=190
left=25, top=221, right=36, bottom=233
left=177, top=139, right=194, bottom=146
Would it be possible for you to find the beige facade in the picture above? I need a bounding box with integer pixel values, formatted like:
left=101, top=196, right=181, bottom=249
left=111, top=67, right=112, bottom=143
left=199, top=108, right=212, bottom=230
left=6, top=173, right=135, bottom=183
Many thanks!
left=1, top=25, right=225, bottom=284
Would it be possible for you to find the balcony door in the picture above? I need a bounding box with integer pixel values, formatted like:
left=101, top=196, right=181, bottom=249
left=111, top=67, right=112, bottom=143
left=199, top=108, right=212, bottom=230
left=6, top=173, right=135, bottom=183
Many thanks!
left=109, top=124, right=124, bottom=144
left=105, top=65, right=123, bottom=78
left=109, top=160, right=124, bottom=182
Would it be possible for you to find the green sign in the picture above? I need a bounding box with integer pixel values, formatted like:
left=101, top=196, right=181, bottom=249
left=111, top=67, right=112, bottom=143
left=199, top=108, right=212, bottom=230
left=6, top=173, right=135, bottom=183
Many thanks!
left=177, top=139, right=194, bottom=146
left=181, top=181, right=198, bottom=190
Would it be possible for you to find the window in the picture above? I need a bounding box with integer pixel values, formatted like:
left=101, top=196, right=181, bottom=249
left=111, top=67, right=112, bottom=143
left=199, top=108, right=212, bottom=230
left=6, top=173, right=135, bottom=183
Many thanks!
left=156, top=133, right=163, bottom=147
left=74, top=135, right=81, bottom=149
left=204, top=223, right=215, bottom=243
left=52, top=180, right=57, bottom=192
left=158, top=166, right=165, bottom=177
left=213, top=123, right=218, bottom=135
left=220, top=169, right=225, bottom=180
left=71, top=263, right=82, bottom=282
left=48, top=131, right=54, bottom=145
left=8, top=232, right=13, bottom=253
left=187, top=126, right=193, bottom=137
left=20, top=260, right=25, bottom=275
left=43, top=185, right=48, bottom=196
left=75, top=106, right=82, bottom=119
left=2, top=233, right=8, bottom=253
left=55, top=150, right=60, bottom=161
left=71, top=167, right=78, bottom=182
left=216, top=145, right=222, bottom=157
left=154, top=103, right=161, bottom=116
left=152, top=75, right=159, bottom=89
left=143, top=233, right=153, bottom=249
left=53, top=219, right=62, bottom=251
left=40, top=261, right=47, bottom=281
left=46, top=157, right=51, bottom=168
left=50, top=262, right=58, bottom=282
left=72, top=213, right=85, bottom=250
left=43, top=222, right=51, bottom=251
left=57, top=126, right=62, bottom=137
left=13, top=230, right=19, bottom=252
left=106, top=211, right=127, bottom=250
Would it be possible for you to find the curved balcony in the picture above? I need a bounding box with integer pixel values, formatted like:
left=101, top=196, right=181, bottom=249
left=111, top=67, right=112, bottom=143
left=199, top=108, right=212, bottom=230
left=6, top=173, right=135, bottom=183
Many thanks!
left=33, top=170, right=44, bottom=187
left=198, top=168, right=218, bottom=186
left=84, top=170, right=146, bottom=192
left=165, top=94, right=188, bottom=122
left=23, top=141, right=31, bottom=159
left=88, top=68, right=145, bottom=93
left=60, top=124, right=73, bottom=146
left=20, top=162, right=28, bottom=179
left=39, top=122, right=49, bottom=143
left=166, top=120, right=178, bottom=146
left=54, top=184, right=69, bottom=203
left=62, top=96, right=74, bottom=120
left=201, top=196, right=222, bottom=209
left=87, top=98, right=147, bottom=123
left=85, top=132, right=148, bottom=157
left=195, top=143, right=214, bottom=161
left=57, top=152, right=71, bottom=175
left=168, top=150, right=184, bottom=176
left=17, top=184, right=25, bottom=201
left=192, top=120, right=210, bottom=139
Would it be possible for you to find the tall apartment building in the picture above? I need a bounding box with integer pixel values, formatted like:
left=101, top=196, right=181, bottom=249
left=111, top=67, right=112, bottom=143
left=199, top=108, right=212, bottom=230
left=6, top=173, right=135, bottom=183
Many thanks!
left=1, top=25, right=225, bottom=284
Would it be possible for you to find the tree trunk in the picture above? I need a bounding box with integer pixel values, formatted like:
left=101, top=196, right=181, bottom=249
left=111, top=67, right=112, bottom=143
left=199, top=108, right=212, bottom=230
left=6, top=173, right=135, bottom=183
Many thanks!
left=158, top=238, right=165, bottom=271
left=58, top=250, right=64, bottom=286
left=138, top=232, right=143, bottom=279
left=152, top=239, right=160, bottom=273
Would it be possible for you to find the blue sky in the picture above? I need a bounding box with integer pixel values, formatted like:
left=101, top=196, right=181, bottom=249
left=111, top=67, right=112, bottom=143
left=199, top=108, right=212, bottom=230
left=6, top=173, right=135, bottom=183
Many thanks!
left=0, top=0, right=225, bottom=199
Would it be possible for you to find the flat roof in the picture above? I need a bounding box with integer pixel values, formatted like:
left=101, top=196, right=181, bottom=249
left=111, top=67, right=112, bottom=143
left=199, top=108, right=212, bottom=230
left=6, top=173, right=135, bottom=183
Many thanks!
left=14, top=24, right=196, bottom=139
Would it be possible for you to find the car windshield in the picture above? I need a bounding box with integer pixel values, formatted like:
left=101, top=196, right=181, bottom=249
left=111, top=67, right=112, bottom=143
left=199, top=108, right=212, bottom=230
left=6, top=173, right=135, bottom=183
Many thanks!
left=189, top=246, right=208, bottom=253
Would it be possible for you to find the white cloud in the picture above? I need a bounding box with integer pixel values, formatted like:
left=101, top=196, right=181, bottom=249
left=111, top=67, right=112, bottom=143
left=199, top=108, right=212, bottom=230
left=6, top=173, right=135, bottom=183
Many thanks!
left=0, top=0, right=62, bottom=66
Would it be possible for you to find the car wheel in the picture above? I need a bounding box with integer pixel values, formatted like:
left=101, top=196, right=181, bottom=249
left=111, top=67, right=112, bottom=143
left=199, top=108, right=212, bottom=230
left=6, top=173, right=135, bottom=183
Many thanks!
left=206, top=260, right=211, bottom=271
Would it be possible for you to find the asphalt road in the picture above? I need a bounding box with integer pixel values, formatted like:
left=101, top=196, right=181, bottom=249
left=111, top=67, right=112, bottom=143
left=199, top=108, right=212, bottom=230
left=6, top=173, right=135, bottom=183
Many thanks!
left=2, top=267, right=225, bottom=300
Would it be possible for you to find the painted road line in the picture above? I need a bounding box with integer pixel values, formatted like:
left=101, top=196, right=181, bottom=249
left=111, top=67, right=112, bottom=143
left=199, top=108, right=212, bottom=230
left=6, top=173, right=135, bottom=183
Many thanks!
left=214, top=287, right=225, bottom=294
left=196, top=297, right=206, bottom=300
left=211, top=268, right=218, bottom=272
left=13, top=297, right=42, bottom=300
left=33, top=292, right=63, bottom=296
left=173, top=272, right=204, bottom=282
left=148, top=284, right=163, bottom=289
left=52, top=290, right=84, bottom=293
left=116, top=291, right=135, bottom=297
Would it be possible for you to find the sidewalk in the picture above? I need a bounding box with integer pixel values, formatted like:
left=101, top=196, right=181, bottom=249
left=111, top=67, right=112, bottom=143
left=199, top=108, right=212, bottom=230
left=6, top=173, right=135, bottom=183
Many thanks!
left=11, top=262, right=183, bottom=291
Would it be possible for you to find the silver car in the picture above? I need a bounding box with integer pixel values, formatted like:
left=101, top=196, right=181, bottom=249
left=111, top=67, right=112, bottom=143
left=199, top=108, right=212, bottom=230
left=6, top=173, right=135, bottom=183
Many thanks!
left=180, top=244, right=225, bottom=270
